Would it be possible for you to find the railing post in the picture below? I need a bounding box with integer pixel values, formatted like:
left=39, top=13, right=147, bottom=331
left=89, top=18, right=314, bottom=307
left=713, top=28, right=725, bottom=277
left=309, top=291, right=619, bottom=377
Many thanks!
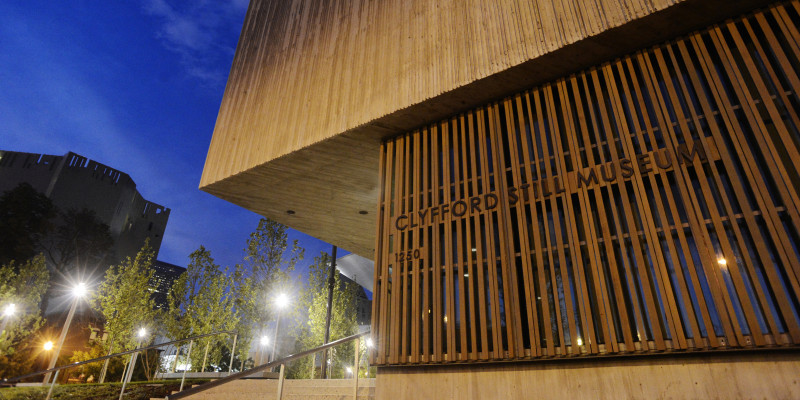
left=99, top=357, right=111, bottom=384
left=228, top=334, right=237, bottom=374
left=201, top=340, right=210, bottom=372
left=99, top=336, right=114, bottom=384
left=353, top=337, right=360, bottom=400
left=119, top=351, right=139, bottom=400
left=44, top=370, right=59, bottom=400
left=179, top=340, right=193, bottom=393
left=276, top=363, right=286, bottom=400
left=310, top=351, right=317, bottom=378
left=171, top=343, right=181, bottom=373
left=120, top=351, right=132, bottom=383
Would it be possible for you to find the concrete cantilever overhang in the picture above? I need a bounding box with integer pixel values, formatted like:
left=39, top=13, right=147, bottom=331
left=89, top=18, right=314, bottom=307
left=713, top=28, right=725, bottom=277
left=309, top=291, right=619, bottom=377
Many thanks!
left=200, top=0, right=773, bottom=260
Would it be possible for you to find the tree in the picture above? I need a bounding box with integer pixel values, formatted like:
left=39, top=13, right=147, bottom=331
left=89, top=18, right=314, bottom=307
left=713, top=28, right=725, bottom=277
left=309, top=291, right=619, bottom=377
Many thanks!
left=243, top=219, right=304, bottom=286
left=233, top=218, right=304, bottom=366
left=0, top=255, right=51, bottom=377
left=69, top=340, right=124, bottom=382
left=0, top=183, right=56, bottom=266
left=164, top=246, right=240, bottom=371
left=42, top=208, right=114, bottom=276
left=94, top=241, right=159, bottom=378
left=287, top=252, right=358, bottom=379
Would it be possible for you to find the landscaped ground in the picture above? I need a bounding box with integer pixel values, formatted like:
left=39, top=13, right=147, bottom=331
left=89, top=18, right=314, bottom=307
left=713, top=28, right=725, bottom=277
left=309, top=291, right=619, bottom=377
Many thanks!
left=0, top=380, right=209, bottom=400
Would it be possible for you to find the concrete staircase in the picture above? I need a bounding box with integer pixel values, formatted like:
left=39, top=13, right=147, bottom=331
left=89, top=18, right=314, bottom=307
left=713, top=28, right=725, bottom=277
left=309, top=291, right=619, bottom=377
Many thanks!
left=151, top=378, right=376, bottom=400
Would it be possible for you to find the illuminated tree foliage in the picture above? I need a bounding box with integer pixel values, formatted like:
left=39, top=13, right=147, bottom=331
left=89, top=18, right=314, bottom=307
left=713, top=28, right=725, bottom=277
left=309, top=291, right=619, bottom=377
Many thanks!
left=233, top=218, right=304, bottom=369
left=287, top=252, right=358, bottom=379
left=94, top=242, right=159, bottom=356
left=0, top=255, right=50, bottom=377
left=164, top=246, right=240, bottom=371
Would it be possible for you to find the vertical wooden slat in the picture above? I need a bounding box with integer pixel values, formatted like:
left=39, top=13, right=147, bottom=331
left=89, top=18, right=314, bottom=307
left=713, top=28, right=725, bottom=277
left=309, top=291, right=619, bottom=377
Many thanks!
left=527, top=92, right=558, bottom=356
left=542, top=85, right=581, bottom=355
left=441, top=119, right=457, bottom=361
left=411, top=129, right=421, bottom=363
left=561, top=79, right=603, bottom=354
left=555, top=79, right=603, bottom=354
left=470, top=111, right=491, bottom=360
left=421, top=127, right=431, bottom=362
left=389, top=136, right=404, bottom=363
left=372, top=141, right=388, bottom=365
left=459, top=114, right=480, bottom=361
left=491, top=102, right=525, bottom=358
left=478, top=107, right=503, bottom=359
left=431, top=124, right=443, bottom=362
left=509, top=95, right=543, bottom=357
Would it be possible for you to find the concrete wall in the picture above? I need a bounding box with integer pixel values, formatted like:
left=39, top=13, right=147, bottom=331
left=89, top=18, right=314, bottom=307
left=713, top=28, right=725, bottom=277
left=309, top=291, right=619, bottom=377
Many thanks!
left=376, top=351, right=800, bottom=399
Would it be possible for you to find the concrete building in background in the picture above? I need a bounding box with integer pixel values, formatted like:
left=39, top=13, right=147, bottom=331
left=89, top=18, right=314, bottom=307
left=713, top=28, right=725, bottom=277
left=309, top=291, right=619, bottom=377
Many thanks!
left=149, top=260, right=186, bottom=310
left=202, top=0, right=800, bottom=398
left=0, top=150, right=170, bottom=261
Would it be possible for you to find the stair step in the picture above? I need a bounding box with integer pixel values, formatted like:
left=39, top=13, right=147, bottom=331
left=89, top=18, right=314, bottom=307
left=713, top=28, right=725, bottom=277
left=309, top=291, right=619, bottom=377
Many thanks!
left=283, top=396, right=375, bottom=400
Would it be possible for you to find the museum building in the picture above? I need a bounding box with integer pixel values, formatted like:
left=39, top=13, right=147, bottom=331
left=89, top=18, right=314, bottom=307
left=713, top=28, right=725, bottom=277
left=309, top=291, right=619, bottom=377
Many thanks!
left=201, top=0, right=800, bottom=397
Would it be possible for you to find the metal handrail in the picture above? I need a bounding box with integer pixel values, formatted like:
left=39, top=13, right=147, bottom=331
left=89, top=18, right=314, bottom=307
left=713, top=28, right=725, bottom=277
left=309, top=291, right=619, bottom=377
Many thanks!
left=2, top=330, right=236, bottom=384
left=166, top=330, right=370, bottom=400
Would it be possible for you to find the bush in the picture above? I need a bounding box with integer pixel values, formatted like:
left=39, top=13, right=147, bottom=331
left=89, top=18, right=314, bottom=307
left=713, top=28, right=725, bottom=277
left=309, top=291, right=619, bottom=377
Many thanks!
left=0, top=380, right=209, bottom=400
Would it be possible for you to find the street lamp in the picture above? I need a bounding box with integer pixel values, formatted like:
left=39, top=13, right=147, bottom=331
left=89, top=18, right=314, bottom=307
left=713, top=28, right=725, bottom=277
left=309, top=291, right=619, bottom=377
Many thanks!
left=43, top=282, right=88, bottom=384
left=3, top=303, right=15, bottom=317
left=270, top=293, right=289, bottom=363
left=1, top=303, right=16, bottom=340
left=43, top=341, right=54, bottom=351
left=258, top=335, right=269, bottom=365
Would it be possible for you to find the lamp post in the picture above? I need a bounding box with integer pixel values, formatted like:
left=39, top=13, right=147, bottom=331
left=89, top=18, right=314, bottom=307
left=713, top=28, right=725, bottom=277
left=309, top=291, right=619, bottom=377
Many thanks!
left=42, top=341, right=56, bottom=400
left=270, top=293, right=289, bottom=363
left=43, top=282, right=87, bottom=384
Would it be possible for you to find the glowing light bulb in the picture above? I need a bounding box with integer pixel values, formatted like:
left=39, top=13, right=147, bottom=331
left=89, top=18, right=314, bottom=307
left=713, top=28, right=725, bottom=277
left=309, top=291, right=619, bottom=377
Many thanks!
left=43, top=341, right=54, bottom=351
left=261, top=336, right=270, bottom=346
left=3, top=303, right=15, bottom=317
left=276, top=293, right=289, bottom=309
left=73, top=282, right=87, bottom=298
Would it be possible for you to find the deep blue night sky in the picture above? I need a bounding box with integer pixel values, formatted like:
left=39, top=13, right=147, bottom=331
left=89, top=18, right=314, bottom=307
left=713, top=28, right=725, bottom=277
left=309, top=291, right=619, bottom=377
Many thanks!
left=0, top=1, right=339, bottom=277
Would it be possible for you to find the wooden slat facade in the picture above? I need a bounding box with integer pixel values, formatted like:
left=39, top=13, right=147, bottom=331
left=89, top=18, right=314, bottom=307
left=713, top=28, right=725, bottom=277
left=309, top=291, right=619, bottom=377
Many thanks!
left=200, top=0, right=773, bottom=259
left=371, top=1, right=800, bottom=365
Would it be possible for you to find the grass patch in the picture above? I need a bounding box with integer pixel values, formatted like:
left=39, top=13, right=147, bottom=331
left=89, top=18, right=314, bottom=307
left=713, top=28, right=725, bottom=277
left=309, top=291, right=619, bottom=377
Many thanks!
left=0, top=379, right=210, bottom=400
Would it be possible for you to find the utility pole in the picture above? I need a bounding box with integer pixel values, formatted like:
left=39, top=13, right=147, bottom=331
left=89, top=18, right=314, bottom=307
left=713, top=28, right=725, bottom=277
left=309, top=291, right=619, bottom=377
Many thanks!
left=320, top=245, right=337, bottom=379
